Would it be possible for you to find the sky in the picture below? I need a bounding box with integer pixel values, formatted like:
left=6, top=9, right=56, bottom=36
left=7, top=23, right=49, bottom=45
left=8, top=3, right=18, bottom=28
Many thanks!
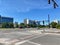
left=0, top=0, right=60, bottom=23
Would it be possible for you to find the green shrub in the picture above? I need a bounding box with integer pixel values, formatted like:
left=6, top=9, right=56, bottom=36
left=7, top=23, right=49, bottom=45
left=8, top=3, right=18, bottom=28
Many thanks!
left=56, top=24, right=60, bottom=29
left=2, top=22, right=14, bottom=28
left=50, top=22, right=57, bottom=28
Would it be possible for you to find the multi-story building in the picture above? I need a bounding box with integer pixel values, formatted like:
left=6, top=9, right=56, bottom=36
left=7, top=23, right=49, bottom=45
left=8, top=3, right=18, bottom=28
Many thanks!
left=0, top=15, right=13, bottom=23
left=24, top=19, right=40, bottom=25
left=24, top=19, right=29, bottom=24
left=0, top=15, right=13, bottom=27
left=35, top=20, right=40, bottom=25
left=14, top=22, right=18, bottom=28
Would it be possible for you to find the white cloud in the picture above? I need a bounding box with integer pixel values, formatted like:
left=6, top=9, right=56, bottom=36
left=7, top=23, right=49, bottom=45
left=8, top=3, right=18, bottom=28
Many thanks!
left=16, top=7, right=30, bottom=12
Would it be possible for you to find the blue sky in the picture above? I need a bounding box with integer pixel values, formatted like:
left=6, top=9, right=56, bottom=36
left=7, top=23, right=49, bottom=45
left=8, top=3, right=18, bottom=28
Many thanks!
left=0, top=0, right=60, bottom=23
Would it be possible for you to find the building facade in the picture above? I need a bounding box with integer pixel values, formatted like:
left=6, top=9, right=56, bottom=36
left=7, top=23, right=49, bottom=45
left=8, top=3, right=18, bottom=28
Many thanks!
left=0, top=15, right=13, bottom=24
left=24, top=19, right=29, bottom=24
left=24, top=19, right=40, bottom=25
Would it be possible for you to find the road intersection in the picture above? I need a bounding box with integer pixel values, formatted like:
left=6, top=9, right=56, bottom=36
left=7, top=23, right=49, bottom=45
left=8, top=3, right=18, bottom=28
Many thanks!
left=0, top=28, right=60, bottom=45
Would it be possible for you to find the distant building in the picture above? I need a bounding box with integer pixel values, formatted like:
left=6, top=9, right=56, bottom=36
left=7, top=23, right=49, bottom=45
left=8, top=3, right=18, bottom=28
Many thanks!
left=0, top=15, right=13, bottom=27
left=14, top=22, right=19, bottom=28
left=24, top=19, right=40, bottom=25
left=0, top=15, right=13, bottom=23
left=35, top=20, right=40, bottom=25
left=58, top=21, right=60, bottom=24
left=24, top=19, right=29, bottom=24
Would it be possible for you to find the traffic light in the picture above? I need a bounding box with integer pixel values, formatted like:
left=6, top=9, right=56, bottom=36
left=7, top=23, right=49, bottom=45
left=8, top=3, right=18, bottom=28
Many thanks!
left=52, top=0, right=59, bottom=8
left=48, top=0, right=59, bottom=8
left=48, top=0, right=51, bottom=4
left=54, top=3, right=56, bottom=8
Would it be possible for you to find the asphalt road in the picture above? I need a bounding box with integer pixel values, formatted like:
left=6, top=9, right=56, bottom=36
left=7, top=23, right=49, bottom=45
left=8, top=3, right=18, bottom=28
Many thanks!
left=0, top=28, right=60, bottom=45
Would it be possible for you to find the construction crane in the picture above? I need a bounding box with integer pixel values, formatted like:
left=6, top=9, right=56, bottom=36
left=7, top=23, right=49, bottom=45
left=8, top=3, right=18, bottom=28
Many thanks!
left=48, top=0, right=59, bottom=8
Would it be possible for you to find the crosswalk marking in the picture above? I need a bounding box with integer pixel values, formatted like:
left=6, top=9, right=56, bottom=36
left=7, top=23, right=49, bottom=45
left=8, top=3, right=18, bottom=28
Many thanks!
left=15, top=40, right=28, bottom=45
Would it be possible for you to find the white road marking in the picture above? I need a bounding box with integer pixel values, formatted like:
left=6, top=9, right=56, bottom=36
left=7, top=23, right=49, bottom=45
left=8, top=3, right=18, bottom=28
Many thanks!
left=28, top=34, right=47, bottom=41
left=15, top=34, right=46, bottom=45
left=15, top=40, right=41, bottom=45
left=45, top=33, right=60, bottom=35
left=27, top=41, right=41, bottom=45
left=0, top=38, right=10, bottom=43
left=0, top=38, right=20, bottom=45
left=15, top=40, right=28, bottom=45
left=0, top=38, right=11, bottom=45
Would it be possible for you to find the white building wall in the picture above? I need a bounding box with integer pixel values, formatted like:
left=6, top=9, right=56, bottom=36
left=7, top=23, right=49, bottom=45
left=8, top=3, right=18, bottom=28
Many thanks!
left=27, top=19, right=29, bottom=24
left=24, top=19, right=29, bottom=24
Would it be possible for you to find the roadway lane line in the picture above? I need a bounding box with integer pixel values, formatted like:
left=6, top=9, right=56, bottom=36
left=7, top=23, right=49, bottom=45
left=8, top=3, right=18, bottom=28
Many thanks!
left=27, top=40, right=41, bottom=45
left=15, top=40, right=41, bottom=45
left=20, top=35, right=35, bottom=39
left=28, top=34, right=47, bottom=41
left=15, top=40, right=28, bottom=45
left=15, top=34, right=47, bottom=45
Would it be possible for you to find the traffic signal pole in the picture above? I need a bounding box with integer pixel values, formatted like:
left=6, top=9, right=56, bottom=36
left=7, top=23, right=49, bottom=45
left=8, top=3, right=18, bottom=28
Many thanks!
left=48, top=0, right=59, bottom=8
left=48, top=15, right=50, bottom=28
